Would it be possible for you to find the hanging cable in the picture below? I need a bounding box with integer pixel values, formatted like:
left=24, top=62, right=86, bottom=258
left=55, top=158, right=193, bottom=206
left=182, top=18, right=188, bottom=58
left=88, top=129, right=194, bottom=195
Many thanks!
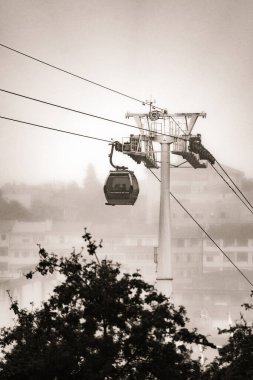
left=0, top=88, right=186, bottom=141
left=1, top=115, right=195, bottom=171
left=148, top=168, right=253, bottom=288
left=0, top=42, right=167, bottom=112
left=0, top=44, right=210, bottom=133
left=0, top=115, right=194, bottom=171
left=2, top=114, right=252, bottom=287
left=190, top=138, right=253, bottom=214
left=215, top=160, right=253, bottom=211
left=211, top=165, right=253, bottom=216
left=0, top=116, right=112, bottom=143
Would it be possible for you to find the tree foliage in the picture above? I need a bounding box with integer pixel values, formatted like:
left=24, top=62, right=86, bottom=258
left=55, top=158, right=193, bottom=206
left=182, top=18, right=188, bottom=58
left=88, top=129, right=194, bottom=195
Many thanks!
left=0, top=231, right=214, bottom=380
left=0, top=190, right=30, bottom=220
left=203, top=295, right=253, bottom=380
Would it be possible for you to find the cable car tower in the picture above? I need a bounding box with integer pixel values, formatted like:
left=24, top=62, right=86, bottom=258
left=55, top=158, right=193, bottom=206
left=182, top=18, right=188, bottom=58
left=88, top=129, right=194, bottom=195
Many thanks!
left=104, top=104, right=209, bottom=296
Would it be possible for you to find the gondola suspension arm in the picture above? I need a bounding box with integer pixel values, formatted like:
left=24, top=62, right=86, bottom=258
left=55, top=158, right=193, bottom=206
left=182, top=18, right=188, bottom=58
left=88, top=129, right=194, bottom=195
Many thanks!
left=109, top=142, right=127, bottom=170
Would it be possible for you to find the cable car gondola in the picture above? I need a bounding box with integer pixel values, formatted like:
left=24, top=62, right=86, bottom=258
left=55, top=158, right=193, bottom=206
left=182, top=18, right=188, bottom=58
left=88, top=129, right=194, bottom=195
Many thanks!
left=104, top=170, right=139, bottom=206
left=104, top=142, right=139, bottom=206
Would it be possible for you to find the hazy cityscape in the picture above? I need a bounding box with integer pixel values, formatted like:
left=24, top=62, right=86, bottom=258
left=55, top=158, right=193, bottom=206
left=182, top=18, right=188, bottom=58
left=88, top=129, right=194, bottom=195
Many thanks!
left=1, top=0, right=253, bottom=376
left=1, top=162, right=253, bottom=356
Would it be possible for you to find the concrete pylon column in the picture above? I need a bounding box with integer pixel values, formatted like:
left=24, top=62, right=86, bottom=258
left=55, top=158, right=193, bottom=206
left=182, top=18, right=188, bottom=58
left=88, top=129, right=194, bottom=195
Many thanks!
left=156, top=142, right=173, bottom=296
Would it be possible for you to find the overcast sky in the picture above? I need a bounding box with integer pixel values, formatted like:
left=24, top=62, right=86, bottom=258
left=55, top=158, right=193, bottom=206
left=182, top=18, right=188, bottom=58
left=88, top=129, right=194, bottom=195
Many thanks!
left=0, top=0, right=253, bottom=185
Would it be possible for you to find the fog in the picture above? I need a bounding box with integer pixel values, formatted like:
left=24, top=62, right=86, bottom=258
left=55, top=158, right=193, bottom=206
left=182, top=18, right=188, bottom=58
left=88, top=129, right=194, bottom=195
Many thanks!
left=1, top=0, right=253, bottom=363
left=1, top=0, right=253, bottom=185
left=1, top=163, right=253, bottom=359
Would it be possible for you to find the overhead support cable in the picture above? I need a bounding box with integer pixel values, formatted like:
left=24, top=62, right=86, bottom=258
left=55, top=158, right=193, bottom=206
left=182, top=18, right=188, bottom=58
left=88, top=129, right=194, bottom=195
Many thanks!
left=0, top=42, right=166, bottom=112
left=0, top=88, right=185, bottom=141
left=2, top=115, right=252, bottom=288
left=211, top=165, right=253, bottom=216
left=0, top=115, right=192, bottom=170
left=148, top=168, right=253, bottom=288
left=190, top=138, right=253, bottom=214
left=0, top=115, right=112, bottom=143
left=215, top=160, right=253, bottom=211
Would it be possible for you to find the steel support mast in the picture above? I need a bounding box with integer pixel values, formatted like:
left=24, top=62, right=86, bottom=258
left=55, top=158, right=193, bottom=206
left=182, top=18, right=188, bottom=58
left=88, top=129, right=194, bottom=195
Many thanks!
left=154, top=134, right=174, bottom=296
left=125, top=111, right=206, bottom=297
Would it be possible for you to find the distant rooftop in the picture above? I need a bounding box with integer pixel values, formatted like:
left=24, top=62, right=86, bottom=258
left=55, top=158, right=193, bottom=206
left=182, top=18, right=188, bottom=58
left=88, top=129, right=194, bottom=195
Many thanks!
left=0, top=220, right=15, bottom=232
left=12, top=220, right=52, bottom=233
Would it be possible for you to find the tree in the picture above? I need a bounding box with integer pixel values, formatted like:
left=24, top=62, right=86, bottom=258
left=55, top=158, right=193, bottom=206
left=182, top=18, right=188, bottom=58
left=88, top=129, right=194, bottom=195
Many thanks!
left=203, top=295, right=253, bottom=380
left=0, top=189, right=31, bottom=220
left=0, top=231, right=214, bottom=380
left=79, top=164, right=105, bottom=222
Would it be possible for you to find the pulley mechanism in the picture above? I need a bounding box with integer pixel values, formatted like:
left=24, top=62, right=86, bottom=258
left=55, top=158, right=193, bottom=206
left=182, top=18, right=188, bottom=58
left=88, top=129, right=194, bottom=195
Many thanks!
left=172, top=134, right=215, bottom=168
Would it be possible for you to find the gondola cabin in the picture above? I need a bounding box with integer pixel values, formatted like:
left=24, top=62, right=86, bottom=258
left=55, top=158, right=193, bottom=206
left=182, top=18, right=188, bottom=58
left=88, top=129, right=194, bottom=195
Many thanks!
left=104, top=170, right=139, bottom=206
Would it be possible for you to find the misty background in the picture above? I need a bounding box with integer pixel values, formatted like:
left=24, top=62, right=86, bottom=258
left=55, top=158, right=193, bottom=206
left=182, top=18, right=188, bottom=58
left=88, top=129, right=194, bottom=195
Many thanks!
left=0, top=0, right=253, bottom=358
left=0, top=0, right=253, bottom=184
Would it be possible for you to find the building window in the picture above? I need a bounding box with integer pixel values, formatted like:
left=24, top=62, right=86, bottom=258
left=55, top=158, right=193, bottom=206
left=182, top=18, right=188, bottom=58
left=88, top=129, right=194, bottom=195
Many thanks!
left=237, top=252, right=248, bottom=262
left=0, top=262, right=8, bottom=271
left=190, top=238, right=200, bottom=247
left=0, top=247, right=8, bottom=256
left=236, top=238, right=248, bottom=247
left=206, top=255, right=214, bottom=262
left=1, top=234, right=6, bottom=241
left=177, top=239, right=185, bottom=247
left=223, top=238, right=235, bottom=247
